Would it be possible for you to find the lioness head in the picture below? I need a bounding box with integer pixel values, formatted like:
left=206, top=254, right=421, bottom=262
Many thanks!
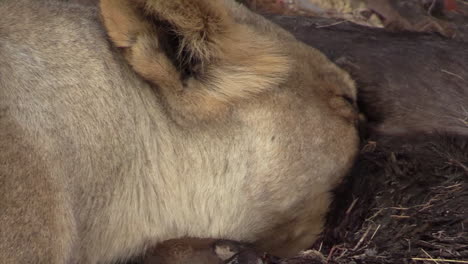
left=99, top=0, right=359, bottom=256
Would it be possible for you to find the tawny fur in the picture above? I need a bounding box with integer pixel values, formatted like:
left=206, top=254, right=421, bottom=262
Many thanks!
left=0, top=0, right=359, bottom=263
left=100, top=0, right=292, bottom=121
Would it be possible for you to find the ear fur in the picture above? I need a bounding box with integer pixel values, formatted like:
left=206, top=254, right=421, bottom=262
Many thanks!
left=100, top=0, right=290, bottom=121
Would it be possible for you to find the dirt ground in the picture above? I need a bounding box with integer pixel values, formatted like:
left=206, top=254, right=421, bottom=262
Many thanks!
left=310, top=134, right=468, bottom=263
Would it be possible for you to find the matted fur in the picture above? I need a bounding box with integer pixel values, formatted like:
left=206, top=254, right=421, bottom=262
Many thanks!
left=0, top=0, right=358, bottom=263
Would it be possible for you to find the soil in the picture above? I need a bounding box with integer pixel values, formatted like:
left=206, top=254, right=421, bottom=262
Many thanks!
left=312, top=134, right=468, bottom=263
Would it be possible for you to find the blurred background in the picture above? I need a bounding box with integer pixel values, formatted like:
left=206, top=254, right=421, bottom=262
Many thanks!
left=237, top=0, right=468, bottom=35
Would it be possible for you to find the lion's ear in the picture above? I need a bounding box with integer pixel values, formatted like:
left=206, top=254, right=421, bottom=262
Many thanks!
left=100, top=0, right=290, bottom=119
left=100, top=0, right=231, bottom=61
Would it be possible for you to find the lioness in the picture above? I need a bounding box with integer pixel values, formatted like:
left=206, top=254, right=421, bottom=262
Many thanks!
left=0, top=0, right=359, bottom=263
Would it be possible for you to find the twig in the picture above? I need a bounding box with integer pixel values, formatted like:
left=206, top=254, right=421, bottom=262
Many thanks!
left=390, top=207, right=410, bottom=210
left=316, top=20, right=347, bottom=28
left=441, top=69, right=466, bottom=81
left=428, top=0, right=437, bottom=15
left=326, top=245, right=338, bottom=263
left=406, top=239, right=412, bottom=254
left=422, top=248, right=440, bottom=264
left=442, top=183, right=462, bottom=190
left=412, top=258, right=468, bottom=263
left=390, top=215, right=411, bottom=219
left=367, top=208, right=383, bottom=221
left=370, top=225, right=381, bottom=241
left=352, top=225, right=372, bottom=251
left=336, top=248, right=348, bottom=260
left=449, top=159, right=468, bottom=173
left=346, top=198, right=359, bottom=215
